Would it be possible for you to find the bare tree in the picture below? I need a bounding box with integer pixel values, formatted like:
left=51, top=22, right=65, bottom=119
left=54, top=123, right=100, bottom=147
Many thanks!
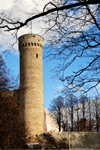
left=94, top=97, right=100, bottom=132
left=79, top=95, right=88, bottom=131
left=0, top=54, right=15, bottom=91
left=0, top=1, right=99, bottom=31
left=0, top=0, right=100, bottom=94
left=49, top=96, right=64, bottom=131
left=65, top=93, right=77, bottom=131
left=87, top=98, right=93, bottom=131
left=75, top=104, right=80, bottom=131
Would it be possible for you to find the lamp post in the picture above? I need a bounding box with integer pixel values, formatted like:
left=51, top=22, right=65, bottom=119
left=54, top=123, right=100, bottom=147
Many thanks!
left=58, top=111, right=61, bottom=132
left=67, top=107, right=80, bottom=150
left=75, top=107, right=80, bottom=131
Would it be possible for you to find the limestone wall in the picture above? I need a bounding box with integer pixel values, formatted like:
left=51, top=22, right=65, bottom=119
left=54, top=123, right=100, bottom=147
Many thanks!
left=44, top=107, right=59, bottom=132
left=52, top=132, right=100, bottom=149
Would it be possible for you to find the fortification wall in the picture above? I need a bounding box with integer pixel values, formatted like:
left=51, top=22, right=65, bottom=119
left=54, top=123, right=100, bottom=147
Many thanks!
left=52, top=132, right=100, bottom=149
left=44, top=107, right=59, bottom=132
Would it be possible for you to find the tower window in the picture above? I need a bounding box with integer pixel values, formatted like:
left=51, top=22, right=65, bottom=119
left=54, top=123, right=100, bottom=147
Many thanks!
left=36, top=54, right=38, bottom=58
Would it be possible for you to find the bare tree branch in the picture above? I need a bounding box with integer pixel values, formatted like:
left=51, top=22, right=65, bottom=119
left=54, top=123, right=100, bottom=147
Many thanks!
left=0, top=0, right=99, bottom=31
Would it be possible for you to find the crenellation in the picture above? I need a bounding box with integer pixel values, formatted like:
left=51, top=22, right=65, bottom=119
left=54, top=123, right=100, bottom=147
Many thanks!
left=20, top=42, right=43, bottom=49
left=19, top=34, right=43, bottom=51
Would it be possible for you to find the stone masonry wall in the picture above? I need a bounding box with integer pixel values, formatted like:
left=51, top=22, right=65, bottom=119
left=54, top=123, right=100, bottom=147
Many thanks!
left=18, top=34, right=44, bottom=140
left=44, top=107, right=59, bottom=132
left=52, top=132, right=100, bottom=149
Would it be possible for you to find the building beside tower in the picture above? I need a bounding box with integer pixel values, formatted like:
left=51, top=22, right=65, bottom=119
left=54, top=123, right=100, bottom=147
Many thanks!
left=18, top=34, right=44, bottom=139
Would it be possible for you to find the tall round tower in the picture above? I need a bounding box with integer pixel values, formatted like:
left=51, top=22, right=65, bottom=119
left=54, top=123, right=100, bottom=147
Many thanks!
left=18, top=34, right=44, bottom=139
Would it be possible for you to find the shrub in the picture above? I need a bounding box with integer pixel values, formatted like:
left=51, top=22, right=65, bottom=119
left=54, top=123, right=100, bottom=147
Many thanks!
left=36, top=132, right=69, bottom=149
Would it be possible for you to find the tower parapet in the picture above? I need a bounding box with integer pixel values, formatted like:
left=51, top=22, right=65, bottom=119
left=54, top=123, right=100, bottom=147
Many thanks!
left=19, top=34, right=43, bottom=50
left=18, top=34, right=44, bottom=141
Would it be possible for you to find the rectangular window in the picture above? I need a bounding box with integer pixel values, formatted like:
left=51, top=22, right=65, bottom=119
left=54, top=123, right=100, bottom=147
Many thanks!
left=36, top=54, right=38, bottom=58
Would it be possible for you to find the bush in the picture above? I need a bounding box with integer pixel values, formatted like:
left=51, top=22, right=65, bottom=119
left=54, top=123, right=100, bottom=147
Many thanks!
left=0, top=94, right=28, bottom=149
left=36, top=132, right=69, bottom=149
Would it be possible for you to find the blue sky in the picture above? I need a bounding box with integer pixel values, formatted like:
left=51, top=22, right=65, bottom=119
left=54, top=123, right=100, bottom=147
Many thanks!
left=1, top=0, right=100, bottom=108
left=3, top=50, right=63, bottom=109
left=3, top=48, right=99, bottom=109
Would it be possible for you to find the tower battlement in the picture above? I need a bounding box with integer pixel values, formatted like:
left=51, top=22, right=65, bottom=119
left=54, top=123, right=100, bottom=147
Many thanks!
left=18, top=34, right=43, bottom=50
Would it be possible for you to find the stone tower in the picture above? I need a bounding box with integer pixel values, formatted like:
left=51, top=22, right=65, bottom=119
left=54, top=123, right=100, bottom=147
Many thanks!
left=18, top=34, right=44, bottom=139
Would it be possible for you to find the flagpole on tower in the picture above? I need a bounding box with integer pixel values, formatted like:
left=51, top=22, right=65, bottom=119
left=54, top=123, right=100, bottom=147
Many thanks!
left=30, top=21, right=32, bottom=34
